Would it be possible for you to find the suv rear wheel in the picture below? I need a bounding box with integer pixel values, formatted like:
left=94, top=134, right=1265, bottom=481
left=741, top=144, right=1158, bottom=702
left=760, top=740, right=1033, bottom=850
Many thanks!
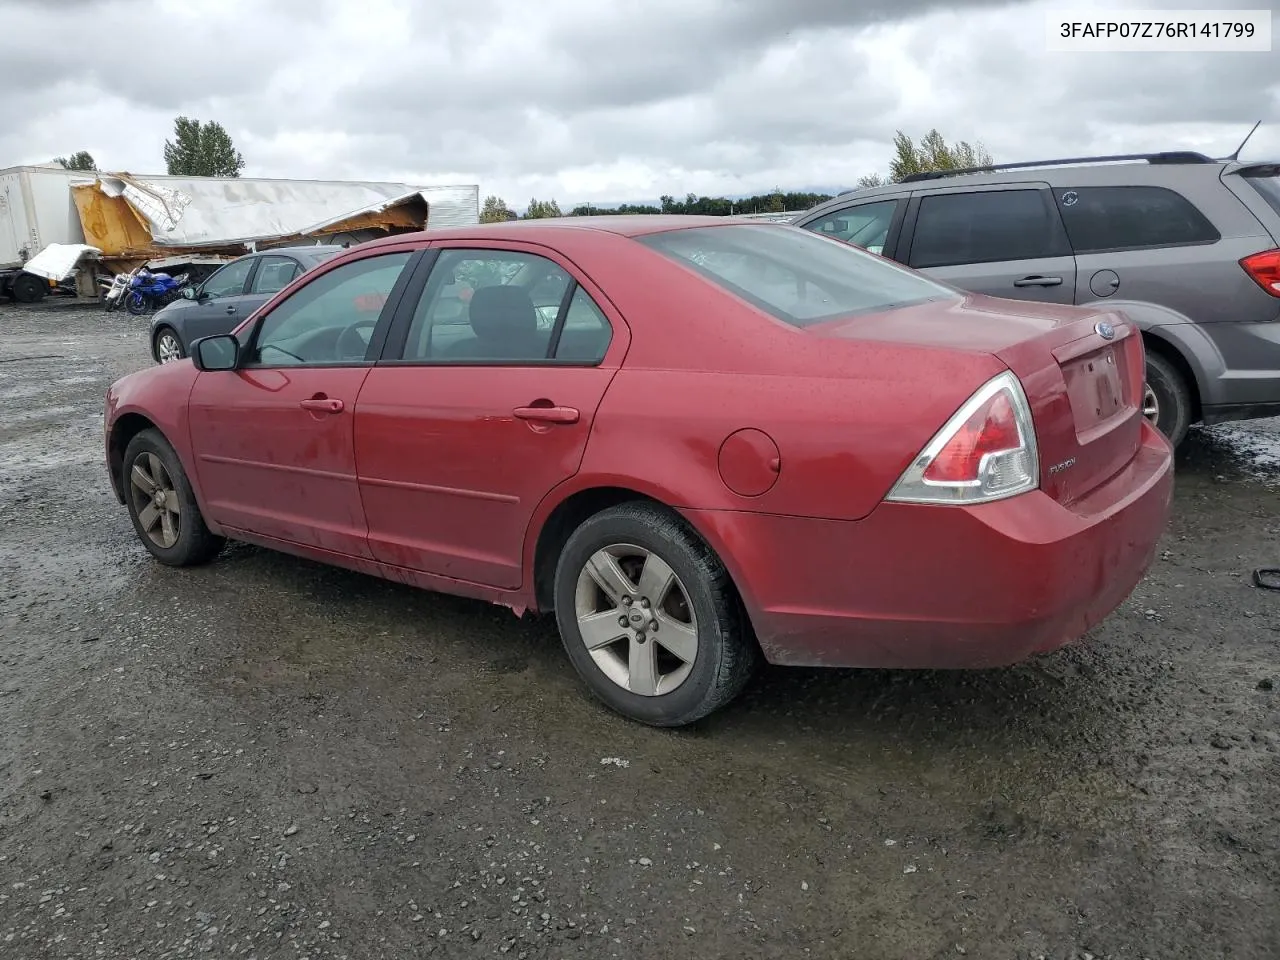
left=1144, top=351, right=1192, bottom=448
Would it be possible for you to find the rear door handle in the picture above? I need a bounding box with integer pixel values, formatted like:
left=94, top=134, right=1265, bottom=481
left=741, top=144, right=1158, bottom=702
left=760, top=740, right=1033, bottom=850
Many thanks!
left=225, top=305, right=237, bottom=314
left=513, top=405, right=579, bottom=424
left=299, top=397, right=344, bottom=414
left=1013, top=275, right=1063, bottom=287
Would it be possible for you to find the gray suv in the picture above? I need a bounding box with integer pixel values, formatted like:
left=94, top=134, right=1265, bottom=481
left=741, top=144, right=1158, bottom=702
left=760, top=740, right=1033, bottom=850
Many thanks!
left=792, top=151, right=1280, bottom=448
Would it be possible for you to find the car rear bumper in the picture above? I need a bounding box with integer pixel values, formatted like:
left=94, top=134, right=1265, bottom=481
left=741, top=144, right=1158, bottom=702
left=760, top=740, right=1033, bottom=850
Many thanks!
left=686, top=420, right=1174, bottom=669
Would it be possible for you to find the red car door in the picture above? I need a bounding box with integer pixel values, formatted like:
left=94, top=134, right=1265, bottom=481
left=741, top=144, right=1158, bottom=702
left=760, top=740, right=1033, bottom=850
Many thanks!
left=188, top=248, right=418, bottom=558
left=354, top=242, right=628, bottom=588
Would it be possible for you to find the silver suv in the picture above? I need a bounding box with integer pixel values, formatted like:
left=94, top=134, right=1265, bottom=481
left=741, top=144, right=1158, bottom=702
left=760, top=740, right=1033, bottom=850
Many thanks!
left=792, top=151, right=1280, bottom=448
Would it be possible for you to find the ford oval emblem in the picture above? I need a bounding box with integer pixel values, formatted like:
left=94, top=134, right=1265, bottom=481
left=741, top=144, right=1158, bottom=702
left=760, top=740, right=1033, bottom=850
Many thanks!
left=1095, top=321, right=1116, bottom=341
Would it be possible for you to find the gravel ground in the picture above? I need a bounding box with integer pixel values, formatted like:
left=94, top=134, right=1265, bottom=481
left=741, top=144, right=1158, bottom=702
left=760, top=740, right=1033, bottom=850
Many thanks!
left=1, top=301, right=1278, bottom=960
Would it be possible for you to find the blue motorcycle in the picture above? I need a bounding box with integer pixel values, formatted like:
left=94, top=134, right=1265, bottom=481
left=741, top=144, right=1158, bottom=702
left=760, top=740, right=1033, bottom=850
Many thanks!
left=123, top=269, right=189, bottom=316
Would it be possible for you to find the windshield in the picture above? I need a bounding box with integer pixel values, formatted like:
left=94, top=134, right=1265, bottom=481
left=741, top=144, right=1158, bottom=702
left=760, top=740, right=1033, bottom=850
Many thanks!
left=1243, top=169, right=1280, bottom=217
left=637, top=223, right=957, bottom=327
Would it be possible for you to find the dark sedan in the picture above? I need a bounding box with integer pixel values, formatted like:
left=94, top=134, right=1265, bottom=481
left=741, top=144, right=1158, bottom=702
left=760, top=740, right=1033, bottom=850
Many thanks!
left=149, top=245, right=344, bottom=363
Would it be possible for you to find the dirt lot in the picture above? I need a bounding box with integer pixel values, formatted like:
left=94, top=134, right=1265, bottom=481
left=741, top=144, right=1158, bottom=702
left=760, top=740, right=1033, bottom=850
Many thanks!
left=1, top=302, right=1278, bottom=960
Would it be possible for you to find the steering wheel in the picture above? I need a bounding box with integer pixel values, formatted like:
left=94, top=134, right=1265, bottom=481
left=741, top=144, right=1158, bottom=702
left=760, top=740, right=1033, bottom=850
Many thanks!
left=335, top=319, right=377, bottom=361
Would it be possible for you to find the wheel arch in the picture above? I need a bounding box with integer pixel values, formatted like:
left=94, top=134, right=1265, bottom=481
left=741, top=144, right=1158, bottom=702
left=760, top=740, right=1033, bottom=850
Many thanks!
left=107, top=412, right=161, bottom=503
left=528, top=483, right=758, bottom=639
left=151, top=322, right=183, bottom=362
left=1141, top=329, right=1202, bottom=422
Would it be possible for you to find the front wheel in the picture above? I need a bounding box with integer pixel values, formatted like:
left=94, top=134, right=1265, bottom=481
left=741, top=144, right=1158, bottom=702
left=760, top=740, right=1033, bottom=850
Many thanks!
left=1144, top=351, right=1192, bottom=449
left=553, top=501, right=758, bottom=727
left=122, top=429, right=225, bottom=566
left=154, top=327, right=185, bottom=364
left=125, top=292, right=149, bottom=316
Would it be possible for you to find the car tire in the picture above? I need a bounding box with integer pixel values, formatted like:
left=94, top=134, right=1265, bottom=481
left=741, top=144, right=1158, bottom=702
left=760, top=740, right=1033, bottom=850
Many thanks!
left=154, top=326, right=185, bottom=364
left=1144, top=351, right=1192, bottom=449
left=11, top=272, right=47, bottom=303
left=122, top=428, right=224, bottom=567
left=553, top=501, right=758, bottom=727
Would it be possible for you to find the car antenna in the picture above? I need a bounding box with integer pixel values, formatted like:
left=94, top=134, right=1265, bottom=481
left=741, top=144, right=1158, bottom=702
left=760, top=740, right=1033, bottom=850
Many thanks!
left=1224, top=120, right=1262, bottom=162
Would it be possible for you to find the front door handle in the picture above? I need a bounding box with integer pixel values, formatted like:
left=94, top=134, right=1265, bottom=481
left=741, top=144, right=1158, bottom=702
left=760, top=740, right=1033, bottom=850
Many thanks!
left=225, top=305, right=237, bottom=314
left=300, top=397, right=344, bottom=414
left=1013, top=275, right=1063, bottom=287
left=513, top=405, right=579, bottom=424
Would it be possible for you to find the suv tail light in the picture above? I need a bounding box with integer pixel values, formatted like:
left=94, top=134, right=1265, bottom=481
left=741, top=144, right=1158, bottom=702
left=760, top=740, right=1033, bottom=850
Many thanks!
left=1240, top=249, right=1280, bottom=297
left=886, top=371, right=1039, bottom=505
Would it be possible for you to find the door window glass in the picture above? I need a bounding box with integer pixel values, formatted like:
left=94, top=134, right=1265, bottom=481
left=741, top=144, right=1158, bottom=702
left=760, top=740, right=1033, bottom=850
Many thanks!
left=200, top=257, right=255, bottom=299
left=908, top=190, right=1065, bottom=268
left=552, top=287, right=613, bottom=362
left=250, top=256, right=301, bottom=295
left=403, top=250, right=571, bottom=362
left=804, top=199, right=901, bottom=255
left=248, top=252, right=411, bottom=367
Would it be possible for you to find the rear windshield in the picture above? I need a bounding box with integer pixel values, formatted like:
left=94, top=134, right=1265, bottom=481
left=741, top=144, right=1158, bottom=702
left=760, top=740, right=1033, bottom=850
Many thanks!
left=637, top=223, right=956, bottom=327
left=1243, top=171, right=1280, bottom=217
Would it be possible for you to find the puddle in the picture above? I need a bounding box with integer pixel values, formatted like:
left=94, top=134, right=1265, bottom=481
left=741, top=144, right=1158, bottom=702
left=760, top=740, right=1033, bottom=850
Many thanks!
left=1193, top=417, right=1280, bottom=486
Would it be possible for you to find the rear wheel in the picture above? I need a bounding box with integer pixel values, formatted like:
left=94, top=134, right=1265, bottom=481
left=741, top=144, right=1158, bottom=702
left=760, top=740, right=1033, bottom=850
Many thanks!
left=123, top=429, right=224, bottom=566
left=155, top=327, right=185, bottom=364
left=1144, top=351, right=1192, bottom=448
left=11, top=272, right=47, bottom=303
left=553, top=501, right=757, bottom=727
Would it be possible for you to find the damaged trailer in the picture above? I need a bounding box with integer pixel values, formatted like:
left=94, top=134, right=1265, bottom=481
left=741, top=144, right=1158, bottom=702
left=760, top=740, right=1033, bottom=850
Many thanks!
left=0, top=164, right=478, bottom=303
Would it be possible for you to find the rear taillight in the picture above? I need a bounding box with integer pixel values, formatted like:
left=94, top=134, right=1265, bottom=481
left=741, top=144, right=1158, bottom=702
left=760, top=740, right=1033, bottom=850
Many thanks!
left=886, top=371, right=1039, bottom=505
left=1240, top=249, right=1280, bottom=297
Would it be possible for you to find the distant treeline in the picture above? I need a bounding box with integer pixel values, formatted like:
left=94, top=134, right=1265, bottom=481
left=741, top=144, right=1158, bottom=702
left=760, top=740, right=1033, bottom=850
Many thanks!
left=568, top=190, right=834, bottom=218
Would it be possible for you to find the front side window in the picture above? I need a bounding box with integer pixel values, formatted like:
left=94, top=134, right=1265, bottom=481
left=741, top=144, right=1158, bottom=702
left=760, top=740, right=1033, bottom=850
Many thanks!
left=403, top=250, right=573, bottom=362
left=638, top=223, right=956, bottom=327
left=248, top=252, right=411, bottom=367
left=908, top=189, right=1065, bottom=268
left=200, top=257, right=255, bottom=299
left=1054, top=185, right=1220, bottom=253
left=804, top=199, right=901, bottom=255
left=250, top=256, right=301, bottom=295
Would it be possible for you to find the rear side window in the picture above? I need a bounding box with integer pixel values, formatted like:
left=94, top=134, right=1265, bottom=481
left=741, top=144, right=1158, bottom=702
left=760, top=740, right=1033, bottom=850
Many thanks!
left=908, top=189, right=1068, bottom=268
left=638, top=223, right=956, bottom=328
left=1241, top=171, right=1280, bottom=217
left=1054, top=186, right=1220, bottom=253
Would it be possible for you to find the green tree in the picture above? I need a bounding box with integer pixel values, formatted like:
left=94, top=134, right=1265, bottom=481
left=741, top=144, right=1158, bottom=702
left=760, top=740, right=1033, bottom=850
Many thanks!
left=163, top=116, right=246, bottom=177
left=523, top=198, right=562, bottom=219
left=54, top=151, right=98, bottom=171
left=766, top=187, right=785, bottom=213
left=856, top=173, right=885, bottom=189
left=887, top=129, right=992, bottom=182
left=480, top=195, right=515, bottom=222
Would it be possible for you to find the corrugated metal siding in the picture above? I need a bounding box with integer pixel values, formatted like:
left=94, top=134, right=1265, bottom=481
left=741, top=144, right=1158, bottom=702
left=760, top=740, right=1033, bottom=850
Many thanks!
left=421, top=185, right=480, bottom=228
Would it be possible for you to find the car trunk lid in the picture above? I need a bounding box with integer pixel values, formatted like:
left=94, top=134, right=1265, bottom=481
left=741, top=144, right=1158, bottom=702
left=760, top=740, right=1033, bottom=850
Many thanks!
left=805, top=293, right=1147, bottom=505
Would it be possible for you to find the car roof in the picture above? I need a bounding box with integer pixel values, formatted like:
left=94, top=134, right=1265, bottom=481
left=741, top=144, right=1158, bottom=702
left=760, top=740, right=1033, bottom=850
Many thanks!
left=257, top=244, right=346, bottom=256
left=353, top=215, right=770, bottom=251
left=796, top=153, right=1243, bottom=220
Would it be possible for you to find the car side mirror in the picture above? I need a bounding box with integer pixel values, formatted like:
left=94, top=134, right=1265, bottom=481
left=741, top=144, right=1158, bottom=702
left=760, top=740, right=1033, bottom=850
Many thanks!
left=181, top=286, right=198, bottom=301
left=191, top=334, right=240, bottom=372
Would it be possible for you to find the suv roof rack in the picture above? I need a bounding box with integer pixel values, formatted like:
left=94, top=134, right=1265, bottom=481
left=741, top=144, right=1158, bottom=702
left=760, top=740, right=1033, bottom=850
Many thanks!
left=898, top=151, right=1217, bottom=184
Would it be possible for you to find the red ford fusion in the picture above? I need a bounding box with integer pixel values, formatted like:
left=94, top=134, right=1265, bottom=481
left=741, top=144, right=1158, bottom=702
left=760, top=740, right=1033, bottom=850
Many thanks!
left=103, top=216, right=1174, bottom=727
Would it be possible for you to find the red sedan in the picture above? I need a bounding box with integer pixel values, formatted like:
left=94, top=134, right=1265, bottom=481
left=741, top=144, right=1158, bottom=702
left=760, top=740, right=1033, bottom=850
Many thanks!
left=104, top=217, right=1174, bottom=727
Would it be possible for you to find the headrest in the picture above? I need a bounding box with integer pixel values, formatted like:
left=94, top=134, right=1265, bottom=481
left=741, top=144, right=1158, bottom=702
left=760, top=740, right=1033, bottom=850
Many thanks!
left=467, top=285, right=537, bottom=341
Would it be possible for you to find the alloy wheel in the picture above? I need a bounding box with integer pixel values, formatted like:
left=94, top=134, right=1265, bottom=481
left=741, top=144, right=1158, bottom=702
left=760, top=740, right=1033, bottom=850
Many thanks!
left=574, top=544, right=699, bottom=696
left=1142, top=383, right=1160, bottom=425
left=157, top=333, right=183, bottom=363
left=129, top=452, right=181, bottom=549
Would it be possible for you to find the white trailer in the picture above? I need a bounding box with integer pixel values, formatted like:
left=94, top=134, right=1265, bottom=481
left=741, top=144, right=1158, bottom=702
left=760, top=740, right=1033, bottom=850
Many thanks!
left=0, top=164, right=92, bottom=302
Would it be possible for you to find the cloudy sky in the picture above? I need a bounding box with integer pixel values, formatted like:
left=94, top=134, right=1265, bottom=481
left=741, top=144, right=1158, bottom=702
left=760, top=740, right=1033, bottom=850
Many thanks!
left=2, top=0, right=1278, bottom=211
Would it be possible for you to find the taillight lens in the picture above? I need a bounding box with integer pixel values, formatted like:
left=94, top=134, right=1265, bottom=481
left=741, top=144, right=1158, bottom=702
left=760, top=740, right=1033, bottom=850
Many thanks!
left=1240, top=249, right=1280, bottom=297
left=886, top=371, right=1039, bottom=505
